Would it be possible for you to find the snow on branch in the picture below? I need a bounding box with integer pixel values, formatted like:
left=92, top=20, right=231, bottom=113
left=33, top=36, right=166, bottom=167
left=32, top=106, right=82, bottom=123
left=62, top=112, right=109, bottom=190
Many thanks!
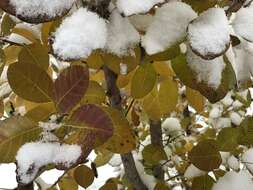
left=16, top=142, right=82, bottom=184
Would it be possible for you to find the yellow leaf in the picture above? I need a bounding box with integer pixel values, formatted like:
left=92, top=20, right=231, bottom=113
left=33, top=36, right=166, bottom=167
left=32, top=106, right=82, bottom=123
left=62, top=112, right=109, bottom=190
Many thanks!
left=186, top=87, right=205, bottom=112
left=74, top=165, right=94, bottom=188
left=81, top=81, right=106, bottom=105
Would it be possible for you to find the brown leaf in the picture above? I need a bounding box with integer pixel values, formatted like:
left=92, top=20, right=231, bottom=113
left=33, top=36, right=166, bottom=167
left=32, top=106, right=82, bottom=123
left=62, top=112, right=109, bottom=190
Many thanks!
left=53, top=65, right=89, bottom=114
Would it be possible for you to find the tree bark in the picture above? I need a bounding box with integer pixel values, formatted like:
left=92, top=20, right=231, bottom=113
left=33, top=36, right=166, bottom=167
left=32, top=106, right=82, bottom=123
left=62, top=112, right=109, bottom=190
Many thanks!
left=103, top=66, right=148, bottom=190
left=149, top=119, right=164, bottom=180
left=16, top=183, right=34, bottom=190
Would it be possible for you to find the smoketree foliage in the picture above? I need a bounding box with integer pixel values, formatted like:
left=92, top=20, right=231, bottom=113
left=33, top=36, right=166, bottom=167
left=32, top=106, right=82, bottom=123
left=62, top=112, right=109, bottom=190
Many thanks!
left=0, top=0, right=252, bottom=189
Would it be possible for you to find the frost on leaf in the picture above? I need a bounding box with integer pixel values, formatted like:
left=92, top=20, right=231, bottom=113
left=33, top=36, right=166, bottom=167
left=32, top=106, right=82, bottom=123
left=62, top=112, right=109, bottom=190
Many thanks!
left=187, top=48, right=225, bottom=89
left=142, top=2, right=197, bottom=55
left=116, top=0, right=165, bottom=16
left=212, top=170, right=253, bottom=190
left=16, top=142, right=82, bottom=184
left=52, top=8, right=107, bottom=61
left=232, top=5, right=253, bottom=42
left=105, top=10, right=140, bottom=57
left=188, top=8, right=230, bottom=60
left=0, top=0, right=75, bottom=23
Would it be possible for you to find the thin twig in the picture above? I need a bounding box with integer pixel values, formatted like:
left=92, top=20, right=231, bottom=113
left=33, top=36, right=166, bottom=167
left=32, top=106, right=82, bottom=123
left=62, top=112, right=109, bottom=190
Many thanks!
left=125, top=99, right=135, bottom=117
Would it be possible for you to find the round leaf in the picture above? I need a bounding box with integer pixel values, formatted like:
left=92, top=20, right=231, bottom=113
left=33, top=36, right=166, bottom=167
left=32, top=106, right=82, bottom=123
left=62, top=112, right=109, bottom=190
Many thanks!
left=74, top=165, right=94, bottom=188
left=189, top=139, right=221, bottom=171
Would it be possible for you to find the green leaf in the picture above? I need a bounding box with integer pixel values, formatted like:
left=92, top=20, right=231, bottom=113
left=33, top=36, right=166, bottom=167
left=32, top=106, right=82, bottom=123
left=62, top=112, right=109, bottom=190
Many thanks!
left=99, top=179, right=118, bottom=190
left=1, top=13, right=15, bottom=36
left=0, top=116, right=41, bottom=163
left=7, top=61, right=53, bottom=103
left=142, top=144, right=167, bottom=165
left=182, top=0, right=217, bottom=13
left=18, top=43, right=49, bottom=70
left=192, top=175, right=215, bottom=190
left=142, top=78, right=178, bottom=120
left=74, top=165, right=94, bottom=188
left=94, top=149, right=114, bottom=167
left=238, top=117, right=253, bottom=146
left=154, top=181, right=171, bottom=190
left=53, top=65, right=89, bottom=113
left=216, top=127, right=239, bottom=151
left=189, top=139, right=221, bottom=171
left=131, top=63, right=157, bottom=99
left=145, top=44, right=181, bottom=62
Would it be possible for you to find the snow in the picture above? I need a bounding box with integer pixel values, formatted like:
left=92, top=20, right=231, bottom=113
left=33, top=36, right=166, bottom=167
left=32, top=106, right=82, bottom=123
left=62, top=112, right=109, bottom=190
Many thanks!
left=221, top=92, right=233, bottom=107
left=230, top=112, right=243, bottom=125
left=16, top=142, right=81, bottom=184
left=184, top=164, right=205, bottom=179
left=9, top=0, right=75, bottom=18
left=188, top=8, right=230, bottom=59
left=212, top=170, right=253, bottom=190
left=187, top=48, right=226, bottom=89
left=52, top=8, right=107, bottom=60
left=209, top=106, right=223, bottom=119
left=116, top=0, right=164, bottom=16
left=242, top=148, right=253, bottom=173
left=232, top=5, right=253, bottom=42
left=142, top=2, right=197, bottom=55
left=220, top=152, right=230, bottom=165
left=233, top=46, right=253, bottom=85
left=129, top=14, right=154, bottom=32
left=216, top=118, right=231, bottom=129
left=105, top=10, right=140, bottom=56
left=227, top=156, right=240, bottom=171
left=162, top=117, right=182, bottom=135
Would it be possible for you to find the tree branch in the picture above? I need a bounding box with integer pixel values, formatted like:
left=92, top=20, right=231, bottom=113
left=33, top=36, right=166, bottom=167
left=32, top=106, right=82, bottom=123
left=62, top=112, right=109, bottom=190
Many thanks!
left=149, top=119, right=164, bottom=180
left=103, top=65, right=148, bottom=190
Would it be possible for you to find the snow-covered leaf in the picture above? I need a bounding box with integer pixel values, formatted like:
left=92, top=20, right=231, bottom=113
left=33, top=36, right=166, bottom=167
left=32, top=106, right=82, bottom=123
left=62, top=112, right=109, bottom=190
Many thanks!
left=116, top=0, right=164, bottom=16
left=0, top=0, right=75, bottom=23
left=105, top=10, right=140, bottom=57
left=52, top=8, right=107, bottom=61
left=142, top=2, right=197, bottom=55
left=171, top=53, right=237, bottom=103
left=188, top=8, right=230, bottom=59
left=232, top=5, right=253, bottom=42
